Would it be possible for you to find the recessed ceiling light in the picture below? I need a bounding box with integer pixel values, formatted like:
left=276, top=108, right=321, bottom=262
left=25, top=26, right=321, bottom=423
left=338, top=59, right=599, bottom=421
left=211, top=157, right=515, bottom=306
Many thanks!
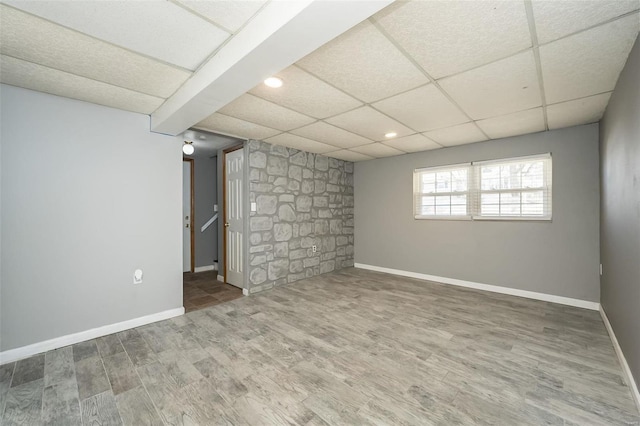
left=385, top=132, right=397, bottom=138
left=264, top=77, right=283, bottom=88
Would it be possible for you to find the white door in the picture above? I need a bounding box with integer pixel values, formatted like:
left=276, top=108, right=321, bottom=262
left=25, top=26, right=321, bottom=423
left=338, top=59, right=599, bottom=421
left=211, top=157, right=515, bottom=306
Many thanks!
left=183, top=161, right=192, bottom=273
left=225, top=148, right=243, bottom=288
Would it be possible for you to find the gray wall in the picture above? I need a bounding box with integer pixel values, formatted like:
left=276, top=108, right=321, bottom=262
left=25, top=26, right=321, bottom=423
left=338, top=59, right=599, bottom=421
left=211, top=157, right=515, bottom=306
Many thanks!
left=355, top=124, right=600, bottom=302
left=600, top=35, right=640, bottom=389
left=192, top=155, right=217, bottom=268
left=0, top=85, right=183, bottom=351
left=247, top=140, right=354, bottom=293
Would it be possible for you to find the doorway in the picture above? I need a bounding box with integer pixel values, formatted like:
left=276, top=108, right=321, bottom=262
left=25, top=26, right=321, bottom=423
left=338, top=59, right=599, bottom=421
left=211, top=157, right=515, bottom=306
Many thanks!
left=182, top=149, right=243, bottom=313
left=223, top=145, right=245, bottom=289
left=182, top=158, right=194, bottom=273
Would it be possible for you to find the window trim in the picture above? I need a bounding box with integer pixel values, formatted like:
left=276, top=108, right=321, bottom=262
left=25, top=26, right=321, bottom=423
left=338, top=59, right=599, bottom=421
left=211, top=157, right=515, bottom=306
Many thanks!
left=473, top=152, right=551, bottom=166
left=414, top=162, right=471, bottom=173
left=413, top=153, right=552, bottom=222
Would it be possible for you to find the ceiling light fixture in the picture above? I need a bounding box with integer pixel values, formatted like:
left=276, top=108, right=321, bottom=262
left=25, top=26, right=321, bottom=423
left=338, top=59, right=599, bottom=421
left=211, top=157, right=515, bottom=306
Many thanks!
left=385, top=132, right=397, bottom=138
left=264, top=76, right=283, bottom=88
left=182, top=140, right=194, bottom=155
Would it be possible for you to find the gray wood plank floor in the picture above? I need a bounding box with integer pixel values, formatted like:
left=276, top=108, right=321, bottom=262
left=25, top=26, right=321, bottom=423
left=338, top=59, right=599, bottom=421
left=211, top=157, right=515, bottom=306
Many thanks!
left=1, top=267, right=638, bottom=425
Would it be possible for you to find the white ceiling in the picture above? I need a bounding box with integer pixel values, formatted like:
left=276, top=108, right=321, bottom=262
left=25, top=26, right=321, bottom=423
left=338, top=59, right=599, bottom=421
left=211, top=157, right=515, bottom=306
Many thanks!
left=195, top=0, right=640, bottom=161
left=1, top=0, right=639, bottom=162
left=0, top=0, right=287, bottom=117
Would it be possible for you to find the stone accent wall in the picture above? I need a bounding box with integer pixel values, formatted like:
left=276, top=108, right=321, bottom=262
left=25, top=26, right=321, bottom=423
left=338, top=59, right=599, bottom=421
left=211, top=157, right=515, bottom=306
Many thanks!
left=247, top=140, right=354, bottom=293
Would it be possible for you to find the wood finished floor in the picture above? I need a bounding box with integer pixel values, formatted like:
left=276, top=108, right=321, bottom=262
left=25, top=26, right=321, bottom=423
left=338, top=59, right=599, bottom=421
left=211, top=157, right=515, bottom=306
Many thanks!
left=1, top=267, right=638, bottom=425
left=183, top=271, right=243, bottom=313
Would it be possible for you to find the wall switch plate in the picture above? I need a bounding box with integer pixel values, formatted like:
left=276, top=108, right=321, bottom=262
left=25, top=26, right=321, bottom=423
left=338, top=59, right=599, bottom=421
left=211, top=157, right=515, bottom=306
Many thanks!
left=214, top=204, right=218, bottom=212
left=133, top=269, right=143, bottom=284
left=599, top=264, right=603, bottom=276
left=251, top=202, right=257, bottom=212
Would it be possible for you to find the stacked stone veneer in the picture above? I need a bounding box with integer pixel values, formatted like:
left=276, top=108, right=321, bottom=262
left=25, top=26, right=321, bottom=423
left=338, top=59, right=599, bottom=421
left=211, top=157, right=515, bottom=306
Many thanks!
left=247, top=140, right=354, bottom=293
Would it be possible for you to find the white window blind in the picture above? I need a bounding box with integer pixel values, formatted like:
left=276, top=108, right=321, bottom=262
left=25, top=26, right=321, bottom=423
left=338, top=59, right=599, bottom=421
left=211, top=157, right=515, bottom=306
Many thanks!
left=473, top=154, right=552, bottom=220
left=413, top=153, right=552, bottom=221
left=414, top=163, right=471, bottom=219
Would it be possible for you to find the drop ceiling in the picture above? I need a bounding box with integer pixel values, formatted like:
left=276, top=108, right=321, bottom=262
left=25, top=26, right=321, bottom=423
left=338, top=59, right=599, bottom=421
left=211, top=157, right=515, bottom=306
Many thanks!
left=0, top=0, right=267, bottom=112
left=1, top=1, right=639, bottom=162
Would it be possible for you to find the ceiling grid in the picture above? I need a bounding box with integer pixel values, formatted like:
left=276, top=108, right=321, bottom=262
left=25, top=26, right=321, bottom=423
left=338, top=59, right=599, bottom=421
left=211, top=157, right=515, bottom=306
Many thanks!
left=368, top=17, right=489, bottom=144
left=524, top=0, right=550, bottom=131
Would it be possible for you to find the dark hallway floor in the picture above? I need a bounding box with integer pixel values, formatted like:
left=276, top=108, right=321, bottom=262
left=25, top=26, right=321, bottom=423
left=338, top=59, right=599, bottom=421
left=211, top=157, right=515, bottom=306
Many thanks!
left=183, top=270, right=243, bottom=313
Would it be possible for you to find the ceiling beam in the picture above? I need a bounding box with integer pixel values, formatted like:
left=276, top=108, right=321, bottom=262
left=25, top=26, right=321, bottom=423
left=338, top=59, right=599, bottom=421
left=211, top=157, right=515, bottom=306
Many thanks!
left=150, top=0, right=393, bottom=136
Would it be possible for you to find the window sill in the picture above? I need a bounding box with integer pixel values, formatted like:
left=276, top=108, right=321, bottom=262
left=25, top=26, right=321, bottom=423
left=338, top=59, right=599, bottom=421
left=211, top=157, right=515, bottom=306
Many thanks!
left=472, top=215, right=552, bottom=222
left=414, top=215, right=552, bottom=222
left=415, top=215, right=472, bottom=221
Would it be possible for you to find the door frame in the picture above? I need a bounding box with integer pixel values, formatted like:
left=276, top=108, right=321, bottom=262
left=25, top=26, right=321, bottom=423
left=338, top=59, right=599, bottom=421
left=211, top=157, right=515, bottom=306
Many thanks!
left=222, top=143, right=244, bottom=283
left=183, top=157, right=195, bottom=273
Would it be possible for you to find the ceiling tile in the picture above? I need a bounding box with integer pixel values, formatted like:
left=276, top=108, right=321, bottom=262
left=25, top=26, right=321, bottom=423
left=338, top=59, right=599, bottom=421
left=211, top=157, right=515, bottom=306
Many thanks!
left=296, top=20, right=428, bottom=103
left=423, top=123, right=488, bottom=147
left=249, top=66, right=362, bottom=119
left=383, top=134, right=441, bottom=153
left=374, top=1, right=531, bottom=79
left=219, top=94, right=315, bottom=131
left=0, top=55, right=164, bottom=114
left=540, top=15, right=640, bottom=104
left=0, top=5, right=190, bottom=99
left=176, top=0, right=266, bottom=33
left=195, top=113, right=280, bottom=140
left=3, top=0, right=229, bottom=70
left=325, top=106, right=414, bottom=141
left=290, top=121, right=372, bottom=149
left=264, top=133, right=338, bottom=155
left=547, top=93, right=612, bottom=130
left=533, top=0, right=640, bottom=44
left=351, top=143, right=405, bottom=158
left=476, top=108, right=545, bottom=139
left=373, top=84, right=469, bottom=132
left=439, top=51, right=541, bottom=120
left=326, top=150, right=374, bottom=162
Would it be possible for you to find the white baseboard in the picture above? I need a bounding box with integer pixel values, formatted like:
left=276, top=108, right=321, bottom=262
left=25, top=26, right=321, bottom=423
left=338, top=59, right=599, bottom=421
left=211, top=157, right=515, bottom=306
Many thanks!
left=599, top=306, right=640, bottom=411
left=0, top=307, right=185, bottom=365
left=354, top=263, right=600, bottom=311
left=194, top=265, right=215, bottom=273
left=217, top=274, right=224, bottom=282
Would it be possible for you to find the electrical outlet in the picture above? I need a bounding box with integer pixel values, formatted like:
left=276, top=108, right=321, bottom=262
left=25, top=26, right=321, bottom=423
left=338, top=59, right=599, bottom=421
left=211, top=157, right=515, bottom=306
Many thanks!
left=312, top=245, right=317, bottom=253
left=133, top=269, right=143, bottom=284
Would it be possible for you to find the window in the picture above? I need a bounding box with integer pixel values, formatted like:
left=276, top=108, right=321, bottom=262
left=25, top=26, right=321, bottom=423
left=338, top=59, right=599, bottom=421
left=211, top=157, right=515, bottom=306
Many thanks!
left=413, top=153, right=552, bottom=221
left=414, top=164, right=471, bottom=219
left=474, top=154, right=552, bottom=220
